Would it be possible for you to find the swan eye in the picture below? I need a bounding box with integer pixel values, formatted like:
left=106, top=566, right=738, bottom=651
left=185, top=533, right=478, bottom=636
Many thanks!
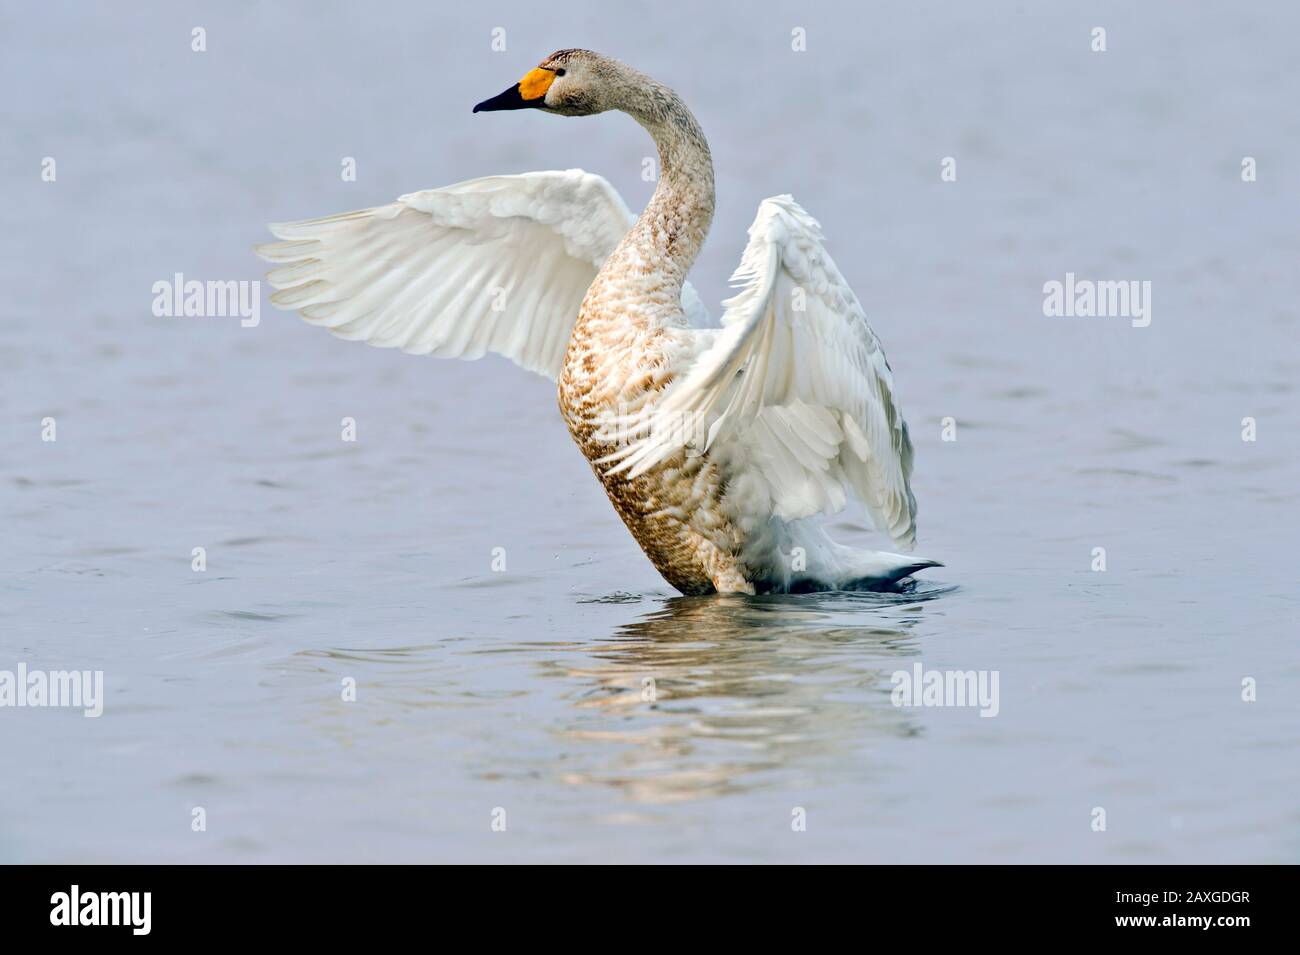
left=555, top=68, right=566, bottom=77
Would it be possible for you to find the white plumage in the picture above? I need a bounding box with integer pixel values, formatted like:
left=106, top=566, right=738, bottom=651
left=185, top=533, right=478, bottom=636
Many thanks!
left=259, top=170, right=707, bottom=377
left=599, top=196, right=918, bottom=548
left=256, top=49, right=938, bottom=594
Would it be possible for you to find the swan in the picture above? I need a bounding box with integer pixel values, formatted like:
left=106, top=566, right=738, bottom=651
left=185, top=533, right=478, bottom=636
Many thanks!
left=256, top=49, right=940, bottom=595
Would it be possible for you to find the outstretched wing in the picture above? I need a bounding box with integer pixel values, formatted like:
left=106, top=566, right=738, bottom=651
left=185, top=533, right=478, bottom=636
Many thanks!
left=256, top=169, right=707, bottom=379
left=603, top=196, right=918, bottom=548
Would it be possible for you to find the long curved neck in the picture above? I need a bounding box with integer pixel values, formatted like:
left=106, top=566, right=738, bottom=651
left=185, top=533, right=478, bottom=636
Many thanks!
left=603, top=79, right=715, bottom=307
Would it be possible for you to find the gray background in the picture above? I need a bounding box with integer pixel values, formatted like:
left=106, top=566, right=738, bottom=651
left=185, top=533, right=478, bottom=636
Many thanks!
left=1, top=1, right=1296, bottom=862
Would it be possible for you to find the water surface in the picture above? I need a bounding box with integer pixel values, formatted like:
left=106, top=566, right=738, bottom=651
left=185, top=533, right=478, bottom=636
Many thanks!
left=1, top=1, right=1297, bottom=863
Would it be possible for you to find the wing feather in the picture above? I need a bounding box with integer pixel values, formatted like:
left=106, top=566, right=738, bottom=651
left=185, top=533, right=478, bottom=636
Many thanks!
left=257, top=170, right=638, bottom=379
left=610, top=195, right=919, bottom=548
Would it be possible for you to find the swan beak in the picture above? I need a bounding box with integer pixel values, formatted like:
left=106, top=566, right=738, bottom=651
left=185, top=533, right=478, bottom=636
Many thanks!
left=473, top=68, right=555, bottom=112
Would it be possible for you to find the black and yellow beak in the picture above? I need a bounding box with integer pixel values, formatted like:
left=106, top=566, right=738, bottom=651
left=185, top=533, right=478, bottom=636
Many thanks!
left=473, top=67, right=556, bottom=112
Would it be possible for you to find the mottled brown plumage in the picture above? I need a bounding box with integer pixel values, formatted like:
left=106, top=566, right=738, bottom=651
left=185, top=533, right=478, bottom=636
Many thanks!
left=259, top=49, right=938, bottom=595
left=549, top=52, right=754, bottom=593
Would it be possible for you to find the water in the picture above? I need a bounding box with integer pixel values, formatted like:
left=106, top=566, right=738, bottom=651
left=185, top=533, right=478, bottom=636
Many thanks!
left=2, top=1, right=1297, bottom=863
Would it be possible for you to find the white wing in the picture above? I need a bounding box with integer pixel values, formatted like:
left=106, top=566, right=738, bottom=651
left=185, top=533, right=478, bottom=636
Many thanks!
left=255, top=169, right=708, bottom=379
left=603, top=196, right=918, bottom=548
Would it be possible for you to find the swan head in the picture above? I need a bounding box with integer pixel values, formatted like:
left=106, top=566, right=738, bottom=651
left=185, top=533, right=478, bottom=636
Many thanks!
left=473, top=49, right=626, bottom=117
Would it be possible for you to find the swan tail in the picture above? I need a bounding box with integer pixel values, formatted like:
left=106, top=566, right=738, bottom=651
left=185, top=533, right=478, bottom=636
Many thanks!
left=840, top=553, right=943, bottom=590
left=763, top=520, right=942, bottom=592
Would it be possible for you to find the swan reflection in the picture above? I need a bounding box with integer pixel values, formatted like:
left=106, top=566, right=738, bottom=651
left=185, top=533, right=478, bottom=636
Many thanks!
left=545, top=587, right=946, bottom=803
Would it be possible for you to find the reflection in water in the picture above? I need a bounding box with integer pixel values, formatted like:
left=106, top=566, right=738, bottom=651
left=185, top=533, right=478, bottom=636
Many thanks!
left=545, top=586, right=951, bottom=804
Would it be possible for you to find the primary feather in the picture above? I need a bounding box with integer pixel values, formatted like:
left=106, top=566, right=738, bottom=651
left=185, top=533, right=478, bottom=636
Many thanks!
left=256, top=169, right=706, bottom=378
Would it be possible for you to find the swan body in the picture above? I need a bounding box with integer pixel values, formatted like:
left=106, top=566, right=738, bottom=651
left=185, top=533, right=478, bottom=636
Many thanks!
left=256, top=50, right=939, bottom=595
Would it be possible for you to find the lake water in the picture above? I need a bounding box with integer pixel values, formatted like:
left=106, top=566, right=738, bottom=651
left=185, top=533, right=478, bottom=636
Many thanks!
left=2, top=1, right=1297, bottom=863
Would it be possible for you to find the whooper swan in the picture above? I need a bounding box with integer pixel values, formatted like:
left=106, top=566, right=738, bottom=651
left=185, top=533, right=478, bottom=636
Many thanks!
left=256, top=49, right=940, bottom=595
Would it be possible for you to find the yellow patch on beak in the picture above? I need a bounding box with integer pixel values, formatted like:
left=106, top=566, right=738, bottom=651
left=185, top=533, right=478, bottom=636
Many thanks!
left=518, top=67, right=556, bottom=101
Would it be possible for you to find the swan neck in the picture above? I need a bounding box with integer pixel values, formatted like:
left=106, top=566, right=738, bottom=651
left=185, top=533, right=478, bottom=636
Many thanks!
left=619, top=82, right=715, bottom=288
